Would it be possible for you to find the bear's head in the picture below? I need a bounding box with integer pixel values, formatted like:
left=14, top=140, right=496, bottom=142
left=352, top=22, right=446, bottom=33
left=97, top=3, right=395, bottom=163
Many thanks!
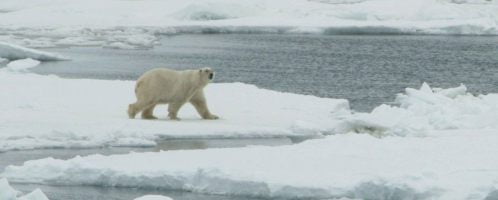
left=199, top=67, right=215, bottom=84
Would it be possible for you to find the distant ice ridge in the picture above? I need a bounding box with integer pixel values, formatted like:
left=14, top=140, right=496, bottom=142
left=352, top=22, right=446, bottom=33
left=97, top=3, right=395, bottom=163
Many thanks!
left=0, top=42, right=67, bottom=72
left=0, top=42, right=67, bottom=61
left=1, top=0, right=497, bottom=49
left=337, top=82, right=498, bottom=136
left=3, top=133, right=498, bottom=200
left=0, top=178, right=49, bottom=200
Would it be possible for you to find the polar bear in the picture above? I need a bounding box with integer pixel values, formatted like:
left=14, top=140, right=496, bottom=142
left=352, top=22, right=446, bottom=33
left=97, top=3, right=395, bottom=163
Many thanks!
left=128, top=67, right=219, bottom=120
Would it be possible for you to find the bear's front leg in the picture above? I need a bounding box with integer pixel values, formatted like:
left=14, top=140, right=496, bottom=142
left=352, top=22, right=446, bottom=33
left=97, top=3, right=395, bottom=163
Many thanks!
left=168, top=102, right=184, bottom=121
left=203, top=114, right=219, bottom=120
left=190, top=91, right=219, bottom=120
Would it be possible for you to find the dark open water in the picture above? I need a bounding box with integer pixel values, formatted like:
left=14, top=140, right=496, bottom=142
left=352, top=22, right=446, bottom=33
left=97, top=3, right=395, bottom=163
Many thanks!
left=32, top=34, right=498, bottom=111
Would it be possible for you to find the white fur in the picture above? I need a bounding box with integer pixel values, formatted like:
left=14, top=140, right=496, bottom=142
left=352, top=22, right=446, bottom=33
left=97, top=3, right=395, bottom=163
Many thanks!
left=128, top=67, right=218, bottom=120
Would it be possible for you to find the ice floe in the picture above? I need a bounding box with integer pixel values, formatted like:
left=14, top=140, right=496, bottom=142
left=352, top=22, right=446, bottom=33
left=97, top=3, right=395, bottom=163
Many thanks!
left=337, top=82, right=498, bottom=136
left=3, top=132, right=498, bottom=200
left=0, top=71, right=349, bottom=152
left=0, top=178, right=49, bottom=200
left=4, top=58, right=41, bottom=72
left=0, top=42, right=67, bottom=61
left=0, top=178, right=18, bottom=200
left=2, top=64, right=498, bottom=151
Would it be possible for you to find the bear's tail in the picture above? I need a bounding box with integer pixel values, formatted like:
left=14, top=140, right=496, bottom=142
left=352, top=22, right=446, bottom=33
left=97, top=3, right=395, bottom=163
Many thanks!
left=135, top=81, right=144, bottom=95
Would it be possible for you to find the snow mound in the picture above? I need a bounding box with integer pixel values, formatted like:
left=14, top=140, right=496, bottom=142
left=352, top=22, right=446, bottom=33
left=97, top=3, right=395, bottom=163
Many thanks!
left=0, top=42, right=68, bottom=61
left=17, top=189, right=49, bottom=200
left=3, top=133, right=498, bottom=200
left=0, top=178, right=49, bottom=200
left=0, top=178, right=18, bottom=200
left=173, top=2, right=261, bottom=21
left=0, top=71, right=349, bottom=152
left=337, top=82, right=498, bottom=136
left=134, top=195, right=173, bottom=200
left=4, top=58, right=41, bottom=72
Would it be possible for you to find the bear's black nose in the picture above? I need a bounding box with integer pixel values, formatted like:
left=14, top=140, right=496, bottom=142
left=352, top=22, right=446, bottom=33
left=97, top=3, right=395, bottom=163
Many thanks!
left=209, top=73, right=214, bottom=80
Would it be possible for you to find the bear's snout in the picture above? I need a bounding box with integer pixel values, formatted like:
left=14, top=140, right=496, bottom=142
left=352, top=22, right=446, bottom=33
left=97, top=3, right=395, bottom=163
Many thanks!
left=209, top=73, right=214, bottom=80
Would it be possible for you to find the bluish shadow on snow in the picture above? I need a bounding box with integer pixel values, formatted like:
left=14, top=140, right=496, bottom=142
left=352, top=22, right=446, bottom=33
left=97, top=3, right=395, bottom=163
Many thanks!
left=32, top=173, right=443, bottom=200
left=165, top=26, right=293, bottom=35
left=155, top=137, right=301, bottom=151
left=350, top=182, right=442, bottom=200
left=485, top=190, right=498, bottom=200
left=323, top=26, right=411, bottom=35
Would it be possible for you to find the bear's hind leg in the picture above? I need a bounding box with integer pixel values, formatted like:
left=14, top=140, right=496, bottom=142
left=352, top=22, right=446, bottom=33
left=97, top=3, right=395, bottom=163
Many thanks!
left=141, top=104, right=158, bottom=120
left=128, top=100, right=154, bottom=119
left=168, top=102, right=184, bottom=121
left=128, top=103, right=138, bottom=119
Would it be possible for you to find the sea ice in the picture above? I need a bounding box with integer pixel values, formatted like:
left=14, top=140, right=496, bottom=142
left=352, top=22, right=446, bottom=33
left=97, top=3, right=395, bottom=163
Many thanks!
left=4, top=58, right=41, bottom=72
left=17, top=189, right=49, bottom=200
left=337, top=82, right=498, bottom=136
left=3, top=132, right=497, bottom=200
left=0, top=178, right=49, bottom=200
left=0, top=71, right=350, bottom=152
left=134, top=195, right=173, bottom=200
left=0, top=42, right=68, bottom=61
left=0, top=178, right=18, bottom=200
left=0, top=0, right=497, bottom=49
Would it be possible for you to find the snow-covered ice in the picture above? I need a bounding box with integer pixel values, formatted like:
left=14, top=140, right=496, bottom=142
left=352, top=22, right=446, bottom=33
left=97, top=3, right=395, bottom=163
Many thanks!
left=0, top=178, right=49, bottom=200
left=2, top=65, right=498, bottom=147
left=1, top=0, right=497, bottom=48
left=0, top=178, right=18, bottom=200
left=337, top=82, right=498, bottom=136
left=17, top=189, right=49, bottom=200
left=4, top=58, right=41, bottom=72
left=0, top=41, right=67, bottom=72
left=2, top=70, right=498, bottom=199
left=0, top=42, right=68, bottom=61
left=134, top=195, right=173, bottom=200
left=0, top=70, right=349, bottom=152
left=3, top=132, right=498, bottom=200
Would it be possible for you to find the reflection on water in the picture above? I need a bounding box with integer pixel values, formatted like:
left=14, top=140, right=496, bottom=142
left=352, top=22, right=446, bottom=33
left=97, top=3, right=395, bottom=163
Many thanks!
left=12, top=183, right=263, bottom=200
left=154, top=137, right=295, bottom=151
left=0, top=137, right=305, bottom=170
